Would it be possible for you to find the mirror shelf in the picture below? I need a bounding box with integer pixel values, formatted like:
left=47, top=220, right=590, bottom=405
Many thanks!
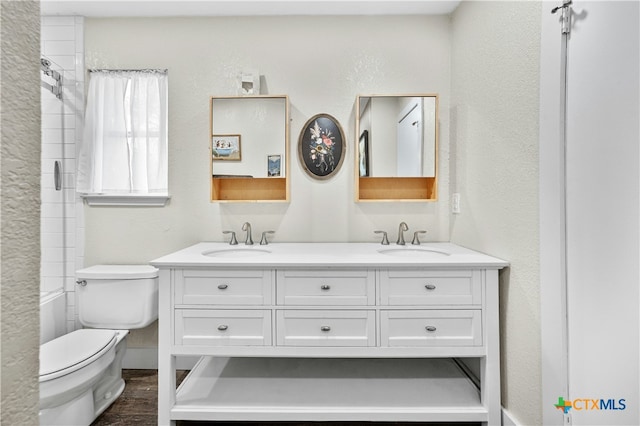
left=358, top=176, right=437, bottom=202
left=355, top=94, right=439, bottom=202
left=210, top=95, right=290, bottom=203
left=211, top=177, right=287, bottom=202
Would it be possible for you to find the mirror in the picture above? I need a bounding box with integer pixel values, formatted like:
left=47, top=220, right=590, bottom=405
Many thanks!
left=355, top=94, right=438, bottom=202
left=210, top=95, right=289, bottom=202
left=357, top=95, right=437, bottom=178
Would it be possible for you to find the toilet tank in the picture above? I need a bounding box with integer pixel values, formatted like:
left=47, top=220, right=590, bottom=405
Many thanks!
left=76, top=265, right=159, bottom=329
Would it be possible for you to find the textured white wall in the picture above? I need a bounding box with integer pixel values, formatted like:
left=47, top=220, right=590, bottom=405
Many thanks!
left=450, top=2, right=542, bottom=425
left=0, top=1, right=41, bottom=423
left=82, top=16, right=452, bottom=263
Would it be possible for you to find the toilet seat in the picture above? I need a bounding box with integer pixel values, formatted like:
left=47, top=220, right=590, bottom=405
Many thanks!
left=39, top=329, right=117, bottom=382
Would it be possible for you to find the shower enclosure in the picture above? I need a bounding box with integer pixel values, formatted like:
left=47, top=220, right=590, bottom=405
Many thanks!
left=40, top=55, right=69, bottom=343
left=39, top=15, right=86, bottom=339
left=40, top=55, right=66, bottom=298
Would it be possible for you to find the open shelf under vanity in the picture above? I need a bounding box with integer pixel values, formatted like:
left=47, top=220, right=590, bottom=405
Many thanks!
left=172, top=356, right=486, bottom=423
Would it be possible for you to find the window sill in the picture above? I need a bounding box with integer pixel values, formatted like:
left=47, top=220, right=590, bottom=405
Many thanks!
left=81, top=193, right=171, bottom=207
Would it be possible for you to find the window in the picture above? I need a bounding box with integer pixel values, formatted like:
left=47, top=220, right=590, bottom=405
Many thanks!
left=77, top=70, right=169, bottom=206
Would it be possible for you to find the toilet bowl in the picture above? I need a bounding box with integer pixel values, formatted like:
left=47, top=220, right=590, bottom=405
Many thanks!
left=39, top=265, right=158, bottom=426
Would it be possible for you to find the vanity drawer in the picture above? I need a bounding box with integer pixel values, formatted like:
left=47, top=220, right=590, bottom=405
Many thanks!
left=380, top=310, right=482, bottom=347
left=276, top=270, right=375, bottom=306
left=175, top=309, right=271, bottom=346
left=276, top=310, right=375, bottom=347
left=380, top=270, right=481, bottom=306
left=175, top=269, right=272, bottom=305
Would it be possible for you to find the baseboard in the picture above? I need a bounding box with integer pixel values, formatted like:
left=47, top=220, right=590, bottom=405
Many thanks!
left=502, top=407, right=521, bottom=426
left=123, top=347, right=199, bottom=370
left=123, top=347, right=158, bottom=369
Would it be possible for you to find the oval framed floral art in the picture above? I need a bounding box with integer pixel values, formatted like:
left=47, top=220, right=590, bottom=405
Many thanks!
left=298, top=113, right=346, bottom=180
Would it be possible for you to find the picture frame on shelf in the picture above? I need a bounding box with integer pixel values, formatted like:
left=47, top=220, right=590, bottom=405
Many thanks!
left=268, top=155, right=281, bottom=177
left=212, top=134, right=241, bottom=161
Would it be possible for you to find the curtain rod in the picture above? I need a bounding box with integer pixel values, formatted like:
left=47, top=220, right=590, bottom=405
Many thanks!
left=89, top=68, right=168, bottom=74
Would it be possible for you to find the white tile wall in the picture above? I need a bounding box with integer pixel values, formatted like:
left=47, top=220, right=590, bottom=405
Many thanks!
left=41, top=16, right=85, bottom=333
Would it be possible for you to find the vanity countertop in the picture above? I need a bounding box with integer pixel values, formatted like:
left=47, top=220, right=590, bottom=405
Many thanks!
left=150, top=242, right=508, bottom=269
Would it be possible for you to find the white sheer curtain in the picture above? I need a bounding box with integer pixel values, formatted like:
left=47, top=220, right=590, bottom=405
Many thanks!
left=77, top=70, right=168, bottom=194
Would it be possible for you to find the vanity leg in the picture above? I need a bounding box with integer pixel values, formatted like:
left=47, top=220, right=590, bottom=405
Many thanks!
left=158, top=354, right=176, bottom=425
left=482, top=269, right=502, bottom=426
left=158, top=269, right=176, bottom=426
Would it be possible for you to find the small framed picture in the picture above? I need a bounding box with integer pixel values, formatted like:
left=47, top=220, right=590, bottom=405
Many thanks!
left=268, top=155, right=281, bottom=177
left=212, top=134, right=241, bottom=161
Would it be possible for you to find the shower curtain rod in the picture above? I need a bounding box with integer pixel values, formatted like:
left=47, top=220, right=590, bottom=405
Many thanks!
left=89, top=68, right=168, bottom=74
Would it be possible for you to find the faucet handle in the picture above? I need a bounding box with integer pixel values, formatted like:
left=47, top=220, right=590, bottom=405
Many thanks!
left=374, top=230, right=390, bottom=245
left=411, top=230, right=427, bottom=245
left=223, top=230, right=238, bottom=245
left=260, top=231, right=275, bottom=245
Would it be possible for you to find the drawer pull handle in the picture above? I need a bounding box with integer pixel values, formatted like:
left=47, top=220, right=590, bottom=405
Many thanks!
left=320, top=326, right=331, bottom=332
left=217, top=284, right=228, bottom=290
left=321, top=285, right=331, bottom=290
left=218, top=325, right=228, bottom=331
left=425, top=326, right=437, bottom=332
left=425, top=284, right=436, bottom=290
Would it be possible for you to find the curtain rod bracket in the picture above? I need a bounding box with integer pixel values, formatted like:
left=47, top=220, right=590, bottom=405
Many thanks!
left=552, top=0, right=572, bottom=35
left=551, top=0, right=572, bottom=14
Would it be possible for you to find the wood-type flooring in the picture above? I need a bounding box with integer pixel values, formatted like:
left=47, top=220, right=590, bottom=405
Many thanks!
left=91, top=369, right=479, bottom=426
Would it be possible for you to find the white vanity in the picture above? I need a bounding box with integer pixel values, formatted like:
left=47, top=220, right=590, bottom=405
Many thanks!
left=151, top=242, right=508, bottom=425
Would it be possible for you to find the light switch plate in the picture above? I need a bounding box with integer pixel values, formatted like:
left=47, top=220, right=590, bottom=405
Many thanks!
left=452, top=193, right=461, bottom=214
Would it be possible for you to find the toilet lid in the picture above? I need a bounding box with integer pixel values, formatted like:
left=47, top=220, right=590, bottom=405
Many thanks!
left=39, top=329, right=117, bottom=382
left=76, top=264, right=158, bottom=280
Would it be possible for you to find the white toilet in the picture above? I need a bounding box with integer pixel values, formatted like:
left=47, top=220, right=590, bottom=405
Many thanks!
left=39, top=265, right=159, bottom=426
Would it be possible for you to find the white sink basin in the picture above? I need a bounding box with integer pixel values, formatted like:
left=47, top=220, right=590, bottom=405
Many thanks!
left=202, top=248, right=271, bottom=258
left=377, top=247, right=450, bottom=258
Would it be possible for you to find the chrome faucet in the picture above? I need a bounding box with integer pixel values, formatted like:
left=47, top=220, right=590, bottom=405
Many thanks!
left=396, top=222, right=408, bottom=245
left=242, top=222, right=254, bottom=245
